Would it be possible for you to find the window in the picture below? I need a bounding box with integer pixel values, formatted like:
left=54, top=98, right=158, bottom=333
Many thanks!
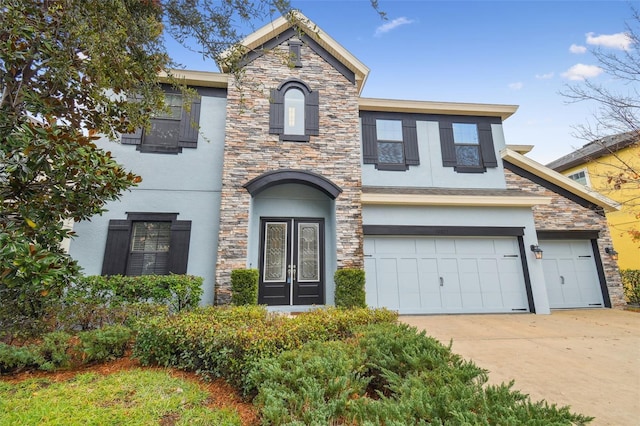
left=101, top=213, right=191, bottom=276
left=361, top=112, right=419, bottom=171
left=439, top=119, right=498, bottom=173
left=284, top=88, right=305, bottom=135
left=453, top=123, right=481, bottom=167
left=121, top=88, right=201, bottom=154
left=567, top=170, right=589, bottom=186
left=269, top=79, right=319, bottom=142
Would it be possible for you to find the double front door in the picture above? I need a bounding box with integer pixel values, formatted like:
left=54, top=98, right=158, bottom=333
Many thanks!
left=258, top=218, right=325, bottom=305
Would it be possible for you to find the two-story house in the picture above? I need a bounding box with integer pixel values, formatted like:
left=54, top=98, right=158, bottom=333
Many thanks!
left=547, top=133, right=639, bottom=270
left=68, top=13, right=624, bottom=314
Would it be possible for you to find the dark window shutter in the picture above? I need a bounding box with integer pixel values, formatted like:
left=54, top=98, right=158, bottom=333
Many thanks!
left=403, top=119, right=419, bottom=165
left=305, top=90, right=319, bottom=136
left=101, top=220, right=131, bottom=275
left=269, top=88, right=284, bottom=134
left=478, top=122, right=498, bottom=167
left=168, top=220, right=191, bottom=274
left=178, top=96, right=201, bottom=148
left=121, top=128, right=143, bottom=145
left=361, top=115, right=377, bottom=164
left=439, top=121, right=456, bottom=167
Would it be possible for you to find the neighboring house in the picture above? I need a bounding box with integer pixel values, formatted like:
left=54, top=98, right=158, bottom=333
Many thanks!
left=68, top=13, right=625, bottom=314
left=547, top=133, right=639, bottom=270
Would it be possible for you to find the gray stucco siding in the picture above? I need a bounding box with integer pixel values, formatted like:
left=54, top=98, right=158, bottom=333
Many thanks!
left=361, top=121, right=508, bottom=189
left=68, top=94, right=227, bottom=305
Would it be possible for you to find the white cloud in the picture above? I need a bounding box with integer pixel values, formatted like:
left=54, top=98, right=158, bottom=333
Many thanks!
left=508, top=82, right=523, bottom=90
left=586, top=32, right=633, bottom=50
left=535, top=72, right=554, bottom=80
left=569, top=44, right=587, bottom=54
left=561, top=63, right=604, bottom=81
left=375, top=17, right=414, bottom=36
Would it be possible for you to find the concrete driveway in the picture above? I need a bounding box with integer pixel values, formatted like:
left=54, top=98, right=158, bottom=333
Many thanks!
left=401, top=309, right=639, bottom=426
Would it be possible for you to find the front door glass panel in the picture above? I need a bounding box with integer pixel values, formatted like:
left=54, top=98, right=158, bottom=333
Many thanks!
left=264, top=222, right=287, bottom=282
left=298, top=223, right=319, bottom=282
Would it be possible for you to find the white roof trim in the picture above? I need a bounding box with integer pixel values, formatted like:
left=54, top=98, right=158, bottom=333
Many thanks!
left=501, top=148, right=621, bottom=212
left=359, top=97, right=518, bottom=120
left=158, top=70, right=228, bottom=88
left=361, top=193, right=551, bottom=207
left=219, top=11, right=370, bottom=94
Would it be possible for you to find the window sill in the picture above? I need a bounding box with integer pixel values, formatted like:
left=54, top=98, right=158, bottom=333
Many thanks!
left=137, top=145, right=183, bottom=154
left=375, top=163, right=410, bottom=171
left=454, top=165, right=487, bottom=174
left=280, top=134, right=310, bottom=142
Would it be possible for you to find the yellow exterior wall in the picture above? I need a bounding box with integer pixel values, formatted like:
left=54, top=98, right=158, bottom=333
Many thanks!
left=562, top=145, right=639, bottom=269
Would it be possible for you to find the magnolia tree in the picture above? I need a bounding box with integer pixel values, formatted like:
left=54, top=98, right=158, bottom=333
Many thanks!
left=0, top=0, right=311, bottom=337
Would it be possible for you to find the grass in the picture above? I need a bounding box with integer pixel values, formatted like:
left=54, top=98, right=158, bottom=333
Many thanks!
left=0, top=369, right=242, bottom=426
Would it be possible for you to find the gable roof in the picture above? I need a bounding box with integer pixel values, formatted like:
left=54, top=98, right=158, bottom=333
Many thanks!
left=502, top=148, right=620, bottom=213
left=217, top=11, right=370, bottom=94
left=546, top=131, right=638, bottom=172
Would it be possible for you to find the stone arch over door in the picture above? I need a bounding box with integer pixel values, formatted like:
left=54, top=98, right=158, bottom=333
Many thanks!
left=244, top=170, right=341, bottom=308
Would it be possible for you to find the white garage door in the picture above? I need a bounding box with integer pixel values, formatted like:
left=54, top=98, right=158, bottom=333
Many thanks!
left=541, top=240, right=604, bottom=309
left=364, top=236, right=530, bottom=314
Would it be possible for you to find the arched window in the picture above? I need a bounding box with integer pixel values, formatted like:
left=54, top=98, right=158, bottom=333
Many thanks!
left=284, top=88, right=305, bottom=135
left=269, top=79, right=319, bottom=142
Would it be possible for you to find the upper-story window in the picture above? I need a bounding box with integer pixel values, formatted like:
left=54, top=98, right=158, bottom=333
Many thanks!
left=269, top=79, right=319, bottom=142
left=284, top=88, right=305, bottom=135
left=121, top=87, right=201, bottom=154
left=361, top=112, right=419, bottom=171
left=567, top=169, right=590, bottom=186
left=453, top=123, right=481, bottom=167
left=439, top=118, right=499, bottom=173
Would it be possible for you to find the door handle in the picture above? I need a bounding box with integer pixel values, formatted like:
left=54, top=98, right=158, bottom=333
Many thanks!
left=439, top=277, right=444, bottom=287
left=560, top=275, right=565, bottom=285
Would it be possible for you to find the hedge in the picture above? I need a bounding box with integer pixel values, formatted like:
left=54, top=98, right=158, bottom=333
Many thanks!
left=334, top=268, right=366, bottom=308
left=231, top=269, right=259, bottom=305
left=621, top=269, right=640, bottom=304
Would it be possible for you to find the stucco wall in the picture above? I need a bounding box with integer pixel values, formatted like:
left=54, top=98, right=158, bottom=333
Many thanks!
left=69, top=95, right=227, bottom=304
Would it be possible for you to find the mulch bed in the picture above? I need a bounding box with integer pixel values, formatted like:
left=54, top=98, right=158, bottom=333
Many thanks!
left=1, top=357, right=260, bottom=426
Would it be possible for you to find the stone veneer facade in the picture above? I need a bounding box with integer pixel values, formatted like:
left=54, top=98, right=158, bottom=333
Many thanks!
left=214, top=39, right=363, bottom=304
left=504, top=167, right=625, bottom=307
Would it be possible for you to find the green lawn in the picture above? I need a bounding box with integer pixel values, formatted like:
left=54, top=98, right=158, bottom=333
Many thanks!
left=0, top=369, right=242, bottom=426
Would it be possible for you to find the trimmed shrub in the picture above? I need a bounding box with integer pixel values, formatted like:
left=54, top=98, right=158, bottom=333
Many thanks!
left=230, top=269, right=259, bottom=305
left=133, top=306, right=398, bottom=393
left=621, top=269, right=640, bottom=304
left=0, top=343, right=38, bottom=374
left=334, top=268, right=366, bottom=308
left=56, top=274, right=200, bottom=331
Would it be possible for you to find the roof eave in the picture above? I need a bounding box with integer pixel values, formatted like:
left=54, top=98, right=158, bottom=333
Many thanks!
left=501, top=148, right=621, bottom=212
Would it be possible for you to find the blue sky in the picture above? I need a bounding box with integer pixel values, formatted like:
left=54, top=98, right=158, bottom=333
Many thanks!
left=172, top=0, right=637, bottom=164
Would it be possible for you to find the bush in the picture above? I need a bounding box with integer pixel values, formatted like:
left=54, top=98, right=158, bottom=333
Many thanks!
left=0, top=343, right=38, bottom=374
left=621, top=269, right=640, bottom=304
left=56, top=274, right=201, bottom=331
left=230, top=269, right=259, bottom=306
left=334, top=268, right=366, bottom=308
left=247, top=322, right=593, bottom=425
left=133, top=306, right=398, bottom=393
left=79, top=325, right=133, bottom=363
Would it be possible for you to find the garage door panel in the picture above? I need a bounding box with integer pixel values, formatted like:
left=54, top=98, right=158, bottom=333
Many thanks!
left=376, top=238, right=416, bottom=254
left=478, top=259, right=501, bottom=293
left=364, top=257, right=378, bottom=307
left=415, top=239, right=437, bottom=254
left=417, top=258, right=442, bottom=308
left=398, top=258, right=422, bottom=310
left=376, top=258, right=400, bottom=309
left=436, top=239, right=456, bottom=254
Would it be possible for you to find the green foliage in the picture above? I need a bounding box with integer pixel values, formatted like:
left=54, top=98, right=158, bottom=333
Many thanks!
left=78, top=325, right=133, bottom=363
left=334, top=268, right=367, bottom=308
left=55, top=274, right=201, bottom=332
left=0, top=343, right=38, bottom=374
left=247, top=322, right=593, bottom=425
left=621, top=269, right=640, bottom=304
left=133, top=306, right=397, bottom=393
left=0, top=369, right=243, bottom=425
left=249, top=340, right=369, bottom=425
left=231, top=269, right=259, bottom=305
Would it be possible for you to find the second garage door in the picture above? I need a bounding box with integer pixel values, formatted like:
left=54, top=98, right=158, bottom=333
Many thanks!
left=364, top=236, right=531, bottom=314
left=540, top=240, right=605, bottom=309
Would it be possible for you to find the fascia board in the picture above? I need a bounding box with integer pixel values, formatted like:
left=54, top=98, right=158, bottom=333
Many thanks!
left=158, top=70, right=229, bottom=88
left=501, top=148, right=621, bottom=212
left=358, top=98, right=518, bottom=121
